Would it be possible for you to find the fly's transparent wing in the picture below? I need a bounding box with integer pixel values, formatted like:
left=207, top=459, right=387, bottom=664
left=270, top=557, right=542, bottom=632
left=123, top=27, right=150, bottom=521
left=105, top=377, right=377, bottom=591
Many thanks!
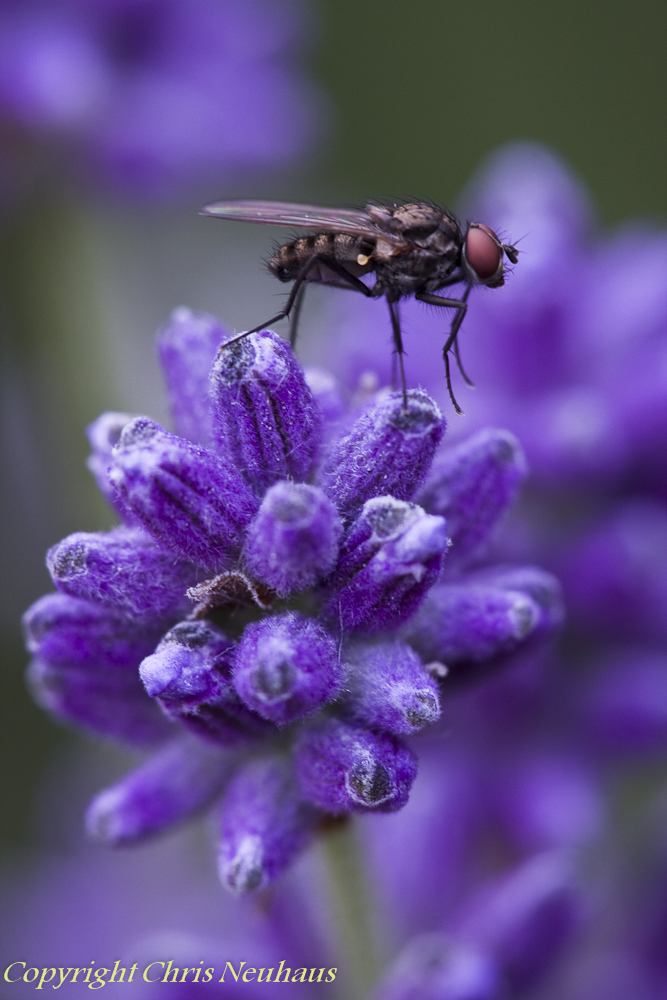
left=201, top=199, right=397, bottom=241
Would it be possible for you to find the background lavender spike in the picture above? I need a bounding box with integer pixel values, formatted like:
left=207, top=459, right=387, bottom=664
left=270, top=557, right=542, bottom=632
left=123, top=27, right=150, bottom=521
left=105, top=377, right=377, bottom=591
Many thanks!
left=110, top=417, right=258, bottom=570
left=217, top=756, right=319, bottom=894
left=86, top=736, right=235, bottom=846
left=323, top=389, right=445, bottom=524
left=46, top=526, right=198, bottom=623
left=373, top=933, right=500, bottom=1000
left=209, top=330, right=321, bottom=494
left=156, top=307, right=227, bottom=447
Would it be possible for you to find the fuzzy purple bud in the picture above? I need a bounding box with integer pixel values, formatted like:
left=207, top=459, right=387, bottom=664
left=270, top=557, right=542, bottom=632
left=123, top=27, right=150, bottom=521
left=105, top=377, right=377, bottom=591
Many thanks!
left=217, top=756, right=318, bottom=894
left=232, top=613, right=342, bottom=725
left=467, top=565, right=565, bottom=635
left=323, top=497, right=449, bottom=632
left=86, top=411, right=139, bottom=518
left=244, top=483, right=342, bottom=596
left=156, top=307, right=226, bottom=446
left=323, top=389, right=445, bottom=524
left=139, top=620, right=270, bottom=745
left=374, top=934, right=500, bottom=1000
left=419, top=428, right=528, bottom=571
left=295, top=718, right=417, bottom=814
left=86, top=736, right=233, bottom=846
left=342, top=640, right=441, bottom=735
left=110, top=417, right=258, bottom=571
left=46, top=526, right=197, bottom=622
left=209, top=330, right=320, bottom=494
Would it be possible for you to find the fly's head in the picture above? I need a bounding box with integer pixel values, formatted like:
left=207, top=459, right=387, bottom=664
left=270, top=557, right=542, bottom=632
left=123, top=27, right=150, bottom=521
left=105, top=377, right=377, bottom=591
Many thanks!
left=462, top=223, right=518, bottom=287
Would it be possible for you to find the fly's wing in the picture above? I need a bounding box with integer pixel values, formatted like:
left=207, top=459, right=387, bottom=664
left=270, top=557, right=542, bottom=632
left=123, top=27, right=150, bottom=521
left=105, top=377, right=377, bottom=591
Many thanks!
left=201, top=199, right=400, bottom=241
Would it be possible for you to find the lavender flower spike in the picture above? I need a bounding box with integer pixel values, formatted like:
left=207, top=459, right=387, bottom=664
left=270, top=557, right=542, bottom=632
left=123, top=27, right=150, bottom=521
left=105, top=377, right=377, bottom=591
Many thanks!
left=324, top=388, right=445, bottom=524
left=374, top=934, right=500, bottom=1000
left=323, top=497, right=449, bottom=631
left=233, top=613, right=343, bottom=725
left=47, top=526, right=197, bottom=623
left=210, top=330, right=321, bottom=494
left=218, top=756, right=318, bottom=894
left=295, top=718, right=417, bottom=814
left=110, top=417, right=258, bottom=570
left=244, top=482, right=342, bottom=595
left=86, top=736, right=234, bottom=846
left=342, top=640, right=441, bottom=735
left=419, top=428, right=528, bottom=571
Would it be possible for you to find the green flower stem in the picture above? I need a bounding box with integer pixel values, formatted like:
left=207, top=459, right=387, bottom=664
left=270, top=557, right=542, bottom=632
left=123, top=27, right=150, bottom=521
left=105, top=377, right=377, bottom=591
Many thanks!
left=321, top=818, right=382, bottom=1000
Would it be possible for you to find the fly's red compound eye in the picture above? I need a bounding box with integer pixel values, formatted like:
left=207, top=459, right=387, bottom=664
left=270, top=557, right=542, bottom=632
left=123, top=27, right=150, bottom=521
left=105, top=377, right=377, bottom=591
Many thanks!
left=465, top=224, right=502, bottom=280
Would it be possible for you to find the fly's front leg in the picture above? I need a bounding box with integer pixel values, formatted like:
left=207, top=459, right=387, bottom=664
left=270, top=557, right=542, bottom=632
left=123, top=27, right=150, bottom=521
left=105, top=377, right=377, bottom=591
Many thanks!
left=416, top=287, right=472, bottom=414
left=387, top=299, right=408, bottom=408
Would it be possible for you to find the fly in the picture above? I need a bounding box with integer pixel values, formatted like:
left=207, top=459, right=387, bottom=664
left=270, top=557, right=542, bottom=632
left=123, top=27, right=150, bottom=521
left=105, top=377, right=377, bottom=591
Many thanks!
left=200, top=199, right=518, bottom=413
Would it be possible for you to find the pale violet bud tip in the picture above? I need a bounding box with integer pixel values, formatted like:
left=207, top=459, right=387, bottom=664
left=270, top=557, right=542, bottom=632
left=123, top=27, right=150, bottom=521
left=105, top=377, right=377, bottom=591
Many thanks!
left=295, top=719, right=417, bottom=814
left=85, top=737, right=233, bottom=845
left=304, top=367, right=345, bottom=425
left=341, top=640, right=440, bottom=735
left=323, top=389, right=445, bottom=524
left=140, top=620, right=271, bottom=746
left=419, top=428, right=528, bottom=570
left=405, top=580, right=543, bottom=665
left=244, top=483, right=342, bottom=596
left=209, top=330, right=321, bottom=494
left=218, top=757, right=317, bottom=894
left=232, top=613, right=342, bottom=725
left=46, top=526, right=197, bottom=622
left=467, top=565, right=565, bottom=634
left=86, top=411, right=139, bottom=518
left=374, top=934, right=500, bottom=1000
left=110, top=417, right=258, bottom=571
left=156, top=308, right=227, bottom=446
left=324, top=497, right=449, bottom=631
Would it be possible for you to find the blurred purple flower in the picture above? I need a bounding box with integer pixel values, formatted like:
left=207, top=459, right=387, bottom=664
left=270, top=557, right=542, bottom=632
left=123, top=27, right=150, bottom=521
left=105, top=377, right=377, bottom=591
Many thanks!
left=0, top=0, right=323, bottom=198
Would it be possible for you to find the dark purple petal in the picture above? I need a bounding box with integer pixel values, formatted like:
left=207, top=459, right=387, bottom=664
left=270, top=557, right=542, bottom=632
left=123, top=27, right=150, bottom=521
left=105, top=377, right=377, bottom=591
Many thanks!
left=323, top=497, right=449, bottom=632
left=156, top=307, right=226, bottom=446
left=244, top=482, right=342, bottom=596
left=139, top=620, right=271, bottom=746
left=86, top=736, right=233, bottom=846
left=373, top=934, right=500, bottom=1000
left=419, top=428, right=527, bottom=571
left=217, top=756, right=318, bottom=894
left=323, top=389, right=445, bottom=524
left=110, top=416, right=258, bottom=571
left=404, top=579, right=542, bottom=665
left=341, top=640, right=441, bottom=736
left=232, top=613, right=342, bottom=725
left=46, top=526, right=197, bottom=623
left=295, top=718, right=417, bottom=814
left=86, top=411, right=139, bottom=519
left=209, top=330, right=321, bottom=494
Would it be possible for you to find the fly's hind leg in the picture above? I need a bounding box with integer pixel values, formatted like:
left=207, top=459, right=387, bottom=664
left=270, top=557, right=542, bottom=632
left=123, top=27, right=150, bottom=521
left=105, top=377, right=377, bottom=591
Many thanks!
left=387, top=299, right=408, bottom=409
left=416, top=287, right=472, bottom=414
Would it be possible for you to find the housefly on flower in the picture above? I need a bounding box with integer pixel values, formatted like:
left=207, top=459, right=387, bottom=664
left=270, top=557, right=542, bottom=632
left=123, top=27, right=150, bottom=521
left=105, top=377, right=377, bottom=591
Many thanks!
left=201, top=199, right=518, bottom=413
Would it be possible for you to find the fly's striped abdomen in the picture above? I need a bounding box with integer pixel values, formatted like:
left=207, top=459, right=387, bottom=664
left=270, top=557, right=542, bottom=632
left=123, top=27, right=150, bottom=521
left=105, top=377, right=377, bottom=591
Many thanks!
left=269, top=232, right=375, bottom=283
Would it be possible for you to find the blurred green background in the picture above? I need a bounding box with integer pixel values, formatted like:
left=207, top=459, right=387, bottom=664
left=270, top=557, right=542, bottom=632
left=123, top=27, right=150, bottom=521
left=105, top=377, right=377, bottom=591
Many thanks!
left=1, top=0, right=665, bottom=853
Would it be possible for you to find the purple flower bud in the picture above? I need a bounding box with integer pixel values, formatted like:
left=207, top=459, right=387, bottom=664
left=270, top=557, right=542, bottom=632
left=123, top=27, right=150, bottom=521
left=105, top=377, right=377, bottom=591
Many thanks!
left=86, top=736, right=233, bottom=846
left=110, top=417, right=258, bottom=571
left=467, top=565, right=565, bottom=635
left=233, top=613, right=342, bottom=725
left=156, top=307, right=226, bottom=446
left=304, top=367, right=346, bottom=426
left=217, top=756, right=318, bottom=894
left=244, top=482, right=342, bottom=596
left=139, top=620, right=270, bottom=745
left=209, top=330, right=320, bottom=494
left=23, top=592, right=160, bottom=671
left=342, top=640, right=441, bottom=735
left=46, top=526, right=197, bottom=623
left=404, top=577, right=545, bottom=665
left=323, top=497, right=449, bottom=632
left=456, top=851, right=580, bottom=992
left=295, top=718, right=417, bottom=814
left=374, top=933, right=500, bottom=1000
left=419, top=429, right=527, bottom=571
left=323, top=389, right=444, bottom=524
left=86, top=411, right=139, bottom=519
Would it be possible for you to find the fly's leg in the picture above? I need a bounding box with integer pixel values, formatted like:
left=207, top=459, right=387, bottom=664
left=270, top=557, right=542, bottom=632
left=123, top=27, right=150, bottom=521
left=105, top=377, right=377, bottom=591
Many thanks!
left=387, top=299, right=408, bottom=409
left=416, top=287, right=471, bottom=414
left=220, top=254, right=372, bottom=350
left=289, top=284, right=306, bottom=348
